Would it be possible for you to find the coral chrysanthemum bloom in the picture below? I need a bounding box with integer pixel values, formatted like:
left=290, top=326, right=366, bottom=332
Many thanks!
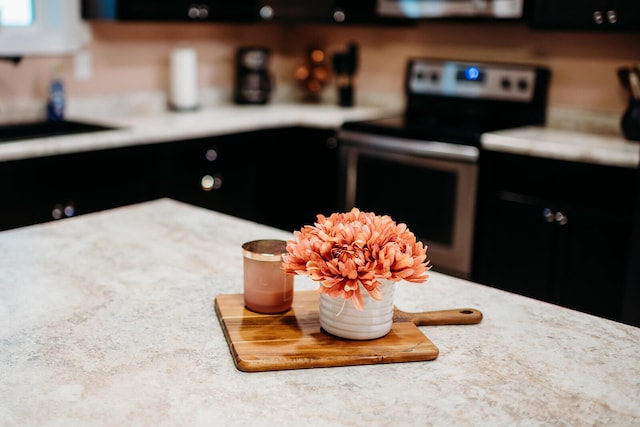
left=282, top=208, right=431, bottom=311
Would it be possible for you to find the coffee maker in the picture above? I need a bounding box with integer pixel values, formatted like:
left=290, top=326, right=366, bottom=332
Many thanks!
left=234, top=47, right=273, bottom=105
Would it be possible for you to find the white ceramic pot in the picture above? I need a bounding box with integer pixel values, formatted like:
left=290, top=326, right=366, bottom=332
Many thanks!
left=319, top=279, right=395, bottom=340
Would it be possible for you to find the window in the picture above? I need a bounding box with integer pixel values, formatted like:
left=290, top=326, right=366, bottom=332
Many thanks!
left=0, top=0, right=89, bottom=56
left=0, top=0, right=34, bottom=26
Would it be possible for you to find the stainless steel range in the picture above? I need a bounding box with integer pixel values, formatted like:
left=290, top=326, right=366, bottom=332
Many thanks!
left=338, top=58, right=551, bottom=279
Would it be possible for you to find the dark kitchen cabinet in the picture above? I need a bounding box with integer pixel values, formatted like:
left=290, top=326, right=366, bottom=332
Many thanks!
left=472, top=150, right=637, bottom=322
left=250, top=127, right=340, bottom=231
left=82, top=0, right=411, bottom=25
left=525, top=0, right=640, bottom=31
left=81, top=0, right=257, bottom=22
left=0, top=126, right=339, bottom=233
left=154, top=132, right=261, bottom=222
left=154, top=127, right=340, bottom=231
left=256, top=0, right=413, bottom=25
left=0, top=145, right=157, bottom=231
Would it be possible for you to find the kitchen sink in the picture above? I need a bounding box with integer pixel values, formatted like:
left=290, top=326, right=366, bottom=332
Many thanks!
left=0, top=120, right=119, bottom=143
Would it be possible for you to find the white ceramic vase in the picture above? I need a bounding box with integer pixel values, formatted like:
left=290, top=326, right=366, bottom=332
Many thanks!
left=319, top=279, right=395, bottom=340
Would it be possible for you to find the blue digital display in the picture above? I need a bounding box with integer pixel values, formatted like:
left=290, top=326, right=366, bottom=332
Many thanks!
left=457, top=66, right=485, bottom=83
left=465, top=67, right=480, bottom=81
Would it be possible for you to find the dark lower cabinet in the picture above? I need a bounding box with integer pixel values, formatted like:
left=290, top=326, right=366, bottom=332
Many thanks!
left=0, top=145, right=157, bottom=231
left=0, top=126, right=340, bottom=233
left=154, top=126, right=340, bottom=232
left=250, top=127, right=340, bottom=231
left=473, top=150, right=637, bottom=323
left=154, top=131, right=261, bottom=223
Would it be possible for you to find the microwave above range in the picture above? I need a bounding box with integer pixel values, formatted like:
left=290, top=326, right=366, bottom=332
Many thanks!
left=376, top=0, right=524, bottom=19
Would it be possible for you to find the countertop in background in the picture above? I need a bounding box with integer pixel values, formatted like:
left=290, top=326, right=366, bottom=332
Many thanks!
left=0, top=101, right=638, bottom=168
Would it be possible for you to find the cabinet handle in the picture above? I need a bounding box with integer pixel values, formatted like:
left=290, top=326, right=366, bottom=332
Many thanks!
left=543, top=208, right=555, bottom=222
left=593, top=10, right=604, bottom=24
left=326, top=136, right=338, bottom=149
left=201, top=174, right=223, bottom=191
left=607, top=10, right=617, bottom=24
left=555, top=211, right=568, bottom=225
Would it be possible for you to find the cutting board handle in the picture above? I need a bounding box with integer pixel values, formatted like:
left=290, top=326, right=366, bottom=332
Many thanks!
left=394, top=308, right=483, bottom=326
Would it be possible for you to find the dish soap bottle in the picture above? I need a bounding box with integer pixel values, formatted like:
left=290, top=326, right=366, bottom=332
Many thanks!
left=47, top=67, right=65, bottom=121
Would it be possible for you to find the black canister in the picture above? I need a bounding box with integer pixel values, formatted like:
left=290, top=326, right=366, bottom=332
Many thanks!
left=234, top=47, right=273, bottom=105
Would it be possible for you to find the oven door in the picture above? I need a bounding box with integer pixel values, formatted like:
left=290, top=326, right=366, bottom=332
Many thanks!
left=338, top=129, right=479, bottom=279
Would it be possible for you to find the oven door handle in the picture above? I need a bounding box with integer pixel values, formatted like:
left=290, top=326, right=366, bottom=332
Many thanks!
left=337, top=129, right=480, bottom=163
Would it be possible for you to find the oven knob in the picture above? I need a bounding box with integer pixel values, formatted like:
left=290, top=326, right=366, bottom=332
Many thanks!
left=430, top=72, right=439, bottom=83
left=501, top=78, right=511, bottom=90
left=517, top=79, right=529, bottom=91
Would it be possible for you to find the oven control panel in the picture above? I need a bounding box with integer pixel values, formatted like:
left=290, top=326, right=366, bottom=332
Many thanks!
left=407, top=59, right=540, bottom=102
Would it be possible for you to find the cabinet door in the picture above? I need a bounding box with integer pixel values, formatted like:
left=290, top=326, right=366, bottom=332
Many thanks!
left=615, top=0, right=640, bottom=28
left=251, top=127, right=340, bottom=231
left=557, top=187, right=633, bottom=320
left=154, top=133, right=261, bottom=221
left=526, top=0, right=640, bottom=30
left=0, top=146, right=155, bottom=231
left=473, top=150, right=636, bottom=322
left=474, top=190, right=558, bottom=302
left=82, top=0, right=257, bottom=22
left=254, top=0, right=411, bottom=24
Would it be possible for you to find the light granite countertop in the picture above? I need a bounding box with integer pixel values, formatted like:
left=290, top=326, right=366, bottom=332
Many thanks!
left=0, top=100, right=638, bottom=168
left=482, top=125, right=640, bottom=168
left=1, top=198, right=639, bottom=426
left=0, top=103, right=397, bottom=162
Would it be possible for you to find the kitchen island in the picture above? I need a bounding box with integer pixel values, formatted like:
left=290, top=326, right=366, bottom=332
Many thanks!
left=1, top=198, right=639, bottom=426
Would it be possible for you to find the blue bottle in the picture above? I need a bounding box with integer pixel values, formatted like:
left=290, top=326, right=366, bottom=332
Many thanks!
left=47, top=78, right=65, bottom=121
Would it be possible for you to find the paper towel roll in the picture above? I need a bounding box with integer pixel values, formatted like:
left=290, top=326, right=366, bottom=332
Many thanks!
left=169, top=48, right=199, bottom=111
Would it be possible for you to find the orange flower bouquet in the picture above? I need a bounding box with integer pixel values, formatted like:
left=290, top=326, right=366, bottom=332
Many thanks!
left=282, top=208, right=431, bottom=311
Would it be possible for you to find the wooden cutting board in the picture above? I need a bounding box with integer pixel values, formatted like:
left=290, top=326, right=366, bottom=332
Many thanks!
left=214, top=290, right=482, bottom=372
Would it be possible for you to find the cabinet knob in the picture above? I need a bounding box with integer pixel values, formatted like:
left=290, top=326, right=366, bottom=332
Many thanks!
left=188, top=6, right=200, bottom=19
left=52, top=202, right=76, bottom=220
left=260, top=5, right=274, bottom=20
left=543, top=208, right=555, bottom=222
left=326, top=136, right=338, bottom=149
left=52, top=204, right=64, bottom=220
left=555, top=211, right=568, bottom=225
left=205, top=148, right=218, bottom=162
left=188, top=4, right=208, bottom=19
left=607, top=10, right=617, bottom=24
left=593, top=10, right=604, bottom=24
left=333, top=8, right=346, bottom=23
left=201, top=174, right=223, bottom=191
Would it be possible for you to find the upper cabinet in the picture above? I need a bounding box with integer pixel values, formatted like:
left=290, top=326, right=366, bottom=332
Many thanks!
left=255, top=0, right=411, bottom=25
left=81, top=0, right=256, bottom=22
left=525, top=0, right=640, bottom=31
left=81, top=0, right=640, bottom=30
left=80, top=0, right=412, bottom=25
